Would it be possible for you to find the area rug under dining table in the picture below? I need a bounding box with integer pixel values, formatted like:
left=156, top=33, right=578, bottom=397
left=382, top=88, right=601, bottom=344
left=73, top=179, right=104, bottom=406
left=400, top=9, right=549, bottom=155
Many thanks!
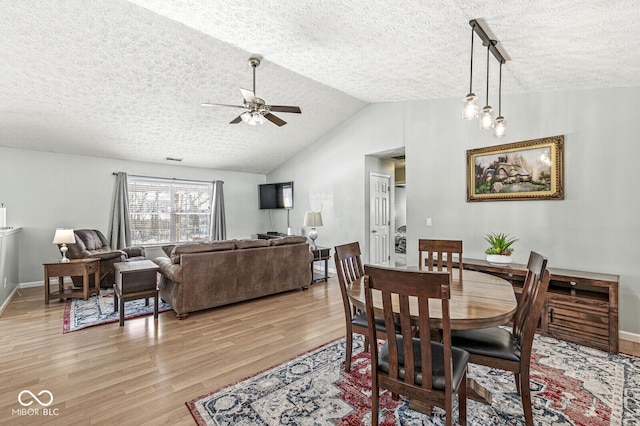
left=187, top=334, right=639, bottom=425
left=62, top=289, right=172, bottom=333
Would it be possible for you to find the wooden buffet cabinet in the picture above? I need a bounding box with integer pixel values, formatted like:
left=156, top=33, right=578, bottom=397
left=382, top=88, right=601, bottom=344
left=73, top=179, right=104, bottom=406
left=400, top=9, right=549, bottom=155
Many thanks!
left=461, top=258, right=619, bottom=353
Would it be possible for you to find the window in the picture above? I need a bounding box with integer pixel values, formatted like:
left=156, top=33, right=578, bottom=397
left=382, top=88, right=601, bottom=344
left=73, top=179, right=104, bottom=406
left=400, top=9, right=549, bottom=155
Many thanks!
left=128, top=176, right=212, bottom=245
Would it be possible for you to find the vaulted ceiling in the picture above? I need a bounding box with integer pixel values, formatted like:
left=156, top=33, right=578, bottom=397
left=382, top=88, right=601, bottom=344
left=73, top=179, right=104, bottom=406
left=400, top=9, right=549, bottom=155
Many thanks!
left=2, top=1, right=639, bottom=174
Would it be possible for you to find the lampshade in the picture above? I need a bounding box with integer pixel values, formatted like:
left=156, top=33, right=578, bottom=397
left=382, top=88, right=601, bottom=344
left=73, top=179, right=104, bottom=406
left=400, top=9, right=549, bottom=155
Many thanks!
left=303, top=212, right=323, bottom=227
left=479, top=105, right=495, bottom=129
left=494, top=116, right=507, bottom=137
left=462, top=94, right=479, bottom=120
left=52, top=228, right=75, bottom=244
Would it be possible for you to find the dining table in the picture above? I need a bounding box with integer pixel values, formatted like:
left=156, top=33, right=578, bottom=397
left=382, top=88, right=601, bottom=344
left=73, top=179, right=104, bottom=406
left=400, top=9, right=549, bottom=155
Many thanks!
left=347, top=265, right=518, bottom=405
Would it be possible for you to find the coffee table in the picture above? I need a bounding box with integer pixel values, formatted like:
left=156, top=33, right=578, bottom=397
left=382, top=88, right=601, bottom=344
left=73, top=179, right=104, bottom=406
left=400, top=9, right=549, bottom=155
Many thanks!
left=113, top=260, right=160, bottom=326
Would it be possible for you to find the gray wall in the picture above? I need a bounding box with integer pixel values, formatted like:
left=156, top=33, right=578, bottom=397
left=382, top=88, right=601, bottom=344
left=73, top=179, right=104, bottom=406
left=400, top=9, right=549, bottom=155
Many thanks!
left=0, top=147, right=269, bottom=287
left=268, top=87, right=640, bottom=337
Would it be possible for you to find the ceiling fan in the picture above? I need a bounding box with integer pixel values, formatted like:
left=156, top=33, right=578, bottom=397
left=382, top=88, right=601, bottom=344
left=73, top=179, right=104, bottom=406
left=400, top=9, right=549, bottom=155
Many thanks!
left=202, top=56, right=302, bottom=127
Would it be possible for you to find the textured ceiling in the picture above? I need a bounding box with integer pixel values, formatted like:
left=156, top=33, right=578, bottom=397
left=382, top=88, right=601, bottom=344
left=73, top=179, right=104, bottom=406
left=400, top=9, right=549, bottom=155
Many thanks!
left=2, top=0, right=639, bottom=173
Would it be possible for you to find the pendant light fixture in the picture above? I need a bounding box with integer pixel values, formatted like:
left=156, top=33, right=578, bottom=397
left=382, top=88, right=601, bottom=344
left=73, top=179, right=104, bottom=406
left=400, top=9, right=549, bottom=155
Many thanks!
left=494, top=61, right=507, bottom=137
left=463, top=19, right=509, bottom=137
left=462, top=23, right=478, bottom=120
left=479, top=41, right=495, bottom=130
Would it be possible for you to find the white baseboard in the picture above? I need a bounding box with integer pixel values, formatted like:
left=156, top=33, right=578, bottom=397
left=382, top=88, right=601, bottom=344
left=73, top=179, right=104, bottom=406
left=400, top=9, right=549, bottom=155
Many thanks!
left=620, top=331, right=640, bottom=344
left=0, top=286, right=19, bottom=316
left=20, top=280, right=44, bottom=288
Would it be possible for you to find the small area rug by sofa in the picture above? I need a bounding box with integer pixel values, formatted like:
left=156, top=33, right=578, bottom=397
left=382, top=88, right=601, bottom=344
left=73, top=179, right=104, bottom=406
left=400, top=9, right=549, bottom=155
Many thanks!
left=62, top=289, right=172, bottom=333
left=186, top=334, right=639, bottom=425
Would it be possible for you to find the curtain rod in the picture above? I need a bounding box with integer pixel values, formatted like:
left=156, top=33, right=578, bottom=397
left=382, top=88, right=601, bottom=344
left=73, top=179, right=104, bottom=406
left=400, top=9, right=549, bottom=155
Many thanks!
left=112, top=172, right=221, bottom=185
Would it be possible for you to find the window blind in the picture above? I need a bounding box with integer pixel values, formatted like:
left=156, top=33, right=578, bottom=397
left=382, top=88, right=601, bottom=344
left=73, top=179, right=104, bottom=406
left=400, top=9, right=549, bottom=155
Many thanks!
left=128, top=176, right=212, bottom=245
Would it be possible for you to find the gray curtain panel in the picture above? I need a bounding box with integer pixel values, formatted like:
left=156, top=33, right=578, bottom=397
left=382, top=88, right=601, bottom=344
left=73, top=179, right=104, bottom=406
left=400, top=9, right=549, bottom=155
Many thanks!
left=108, top=172, right=132, bottom=249
left=210, top=180, right=226, bottom=240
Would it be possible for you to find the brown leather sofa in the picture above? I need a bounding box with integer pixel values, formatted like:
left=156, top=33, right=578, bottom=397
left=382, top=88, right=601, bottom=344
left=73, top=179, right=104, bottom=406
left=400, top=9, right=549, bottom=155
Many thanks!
left=64, top=229, right=145, bottom=288
left=154, top=236, right=311, bottom=319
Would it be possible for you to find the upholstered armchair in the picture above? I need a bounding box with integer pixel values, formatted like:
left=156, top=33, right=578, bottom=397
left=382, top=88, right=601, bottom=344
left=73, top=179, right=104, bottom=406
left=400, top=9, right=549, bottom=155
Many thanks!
left=63, top=229, right=145, bottom=288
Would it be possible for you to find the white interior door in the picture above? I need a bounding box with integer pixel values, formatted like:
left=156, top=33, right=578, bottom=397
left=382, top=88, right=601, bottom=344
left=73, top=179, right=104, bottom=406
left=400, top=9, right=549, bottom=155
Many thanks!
left=369, top=173, right=390, bottom=266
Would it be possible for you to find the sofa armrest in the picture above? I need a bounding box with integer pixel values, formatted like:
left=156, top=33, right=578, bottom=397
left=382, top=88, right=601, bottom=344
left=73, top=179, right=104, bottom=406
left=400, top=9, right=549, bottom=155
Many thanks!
left=154, top=257, right=183, bottom=283
left=90, top=251, right=126, bottom=261
left=123, top=246, right=145, bottom=259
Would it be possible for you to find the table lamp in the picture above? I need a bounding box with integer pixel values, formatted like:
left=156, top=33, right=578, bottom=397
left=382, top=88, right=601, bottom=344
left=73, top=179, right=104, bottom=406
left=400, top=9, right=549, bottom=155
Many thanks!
left=303, top=211, right=323, bottom=250
left=53, top=228, right=76, bottom=263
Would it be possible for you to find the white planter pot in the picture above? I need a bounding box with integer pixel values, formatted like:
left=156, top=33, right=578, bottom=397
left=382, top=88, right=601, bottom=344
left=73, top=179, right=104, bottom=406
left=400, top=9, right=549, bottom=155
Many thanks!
left=486, top=254, right=513, bottom=264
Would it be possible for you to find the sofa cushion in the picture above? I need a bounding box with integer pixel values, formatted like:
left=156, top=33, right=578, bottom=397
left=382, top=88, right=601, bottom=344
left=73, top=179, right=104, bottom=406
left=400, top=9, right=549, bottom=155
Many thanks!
left=74, top=229, right=110, bottom=251
left=171, top=241, right=236, bottom=263
left=269, top=236, right=307, bottom=246
left=235, top=239, right=271, bottom=249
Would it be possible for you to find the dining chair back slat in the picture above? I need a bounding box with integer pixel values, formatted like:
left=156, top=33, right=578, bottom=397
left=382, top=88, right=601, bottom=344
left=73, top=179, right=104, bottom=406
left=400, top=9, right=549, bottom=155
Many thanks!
left=418, top=239, right=463, bottom=281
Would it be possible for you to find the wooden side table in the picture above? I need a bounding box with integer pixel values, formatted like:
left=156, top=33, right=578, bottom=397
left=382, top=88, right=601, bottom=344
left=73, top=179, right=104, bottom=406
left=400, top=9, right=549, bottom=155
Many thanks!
left=43, top=258, right=100, bottom=303
left=113, top=260, right=160, bottom=326
left=310, top=246, right=331, bottom=284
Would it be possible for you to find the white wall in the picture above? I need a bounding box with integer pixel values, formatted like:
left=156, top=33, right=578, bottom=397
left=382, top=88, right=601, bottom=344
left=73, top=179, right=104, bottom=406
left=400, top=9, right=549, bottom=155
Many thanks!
left=0, top=147, right=268, bottom=285
left=269, top=86, right=640, bottom=335
left=268, top=102, right=406, bottom=250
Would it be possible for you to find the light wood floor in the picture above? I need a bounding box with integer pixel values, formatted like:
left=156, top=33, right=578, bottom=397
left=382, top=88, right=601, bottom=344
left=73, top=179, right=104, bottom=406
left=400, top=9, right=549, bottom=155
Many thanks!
left=1, top=279, right=638, bottom=426
left=0, top=279, right=345, bottom=425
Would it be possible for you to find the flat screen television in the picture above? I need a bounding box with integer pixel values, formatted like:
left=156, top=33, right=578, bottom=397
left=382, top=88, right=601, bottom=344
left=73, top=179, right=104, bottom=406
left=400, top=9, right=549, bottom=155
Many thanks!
left=259, top=182, right=294, bottom=209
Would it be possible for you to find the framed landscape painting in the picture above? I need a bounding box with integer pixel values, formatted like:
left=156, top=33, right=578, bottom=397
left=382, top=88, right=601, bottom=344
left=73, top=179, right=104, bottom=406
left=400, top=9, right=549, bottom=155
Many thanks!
left=467, top=135, right=564, bottom=202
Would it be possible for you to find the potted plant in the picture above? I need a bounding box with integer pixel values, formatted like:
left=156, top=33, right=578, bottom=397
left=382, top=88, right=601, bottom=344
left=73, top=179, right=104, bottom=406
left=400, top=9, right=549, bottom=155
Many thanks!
left=484, top=232, right=518, bottom=264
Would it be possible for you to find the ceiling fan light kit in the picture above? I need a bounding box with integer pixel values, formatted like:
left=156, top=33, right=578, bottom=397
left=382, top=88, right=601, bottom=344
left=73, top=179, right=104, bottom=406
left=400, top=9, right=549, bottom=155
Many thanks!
left=202, top=56, right=301, bottom=127
left=463, top=19, right=508, bottom=137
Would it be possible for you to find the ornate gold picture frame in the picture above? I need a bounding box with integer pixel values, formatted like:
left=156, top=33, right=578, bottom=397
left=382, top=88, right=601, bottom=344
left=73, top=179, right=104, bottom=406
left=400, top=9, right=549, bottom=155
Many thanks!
left=467, top=135, right=564, bottom=202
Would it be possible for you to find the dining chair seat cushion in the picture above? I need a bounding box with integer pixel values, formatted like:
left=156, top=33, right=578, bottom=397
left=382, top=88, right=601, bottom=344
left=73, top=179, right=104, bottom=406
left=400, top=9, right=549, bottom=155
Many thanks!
left=378, top=336, right=470, bottom=391
left=451, top=327, right=521, bottom=362
left=352, top=311, right=400, bottom=333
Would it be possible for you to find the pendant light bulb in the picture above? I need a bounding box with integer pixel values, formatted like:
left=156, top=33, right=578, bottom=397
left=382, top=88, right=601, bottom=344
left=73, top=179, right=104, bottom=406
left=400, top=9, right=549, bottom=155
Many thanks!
left=462, top=24, right=479, bottom=120
left=493, top=61, right=506, bottom=137
left=462, top=94, right=479, bottom=120
left=494, top=116, right=507, bottom=137
left=479, top=106, right=495, bottom=129
left=480, top=41, right=495, bottom=130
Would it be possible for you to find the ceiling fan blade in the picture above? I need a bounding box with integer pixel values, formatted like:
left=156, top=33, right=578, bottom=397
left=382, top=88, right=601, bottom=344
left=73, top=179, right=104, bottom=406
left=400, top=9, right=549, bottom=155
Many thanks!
left=202, top=102, right=245, bottom=109
left=239, top=88, right=256, bottom=103
left=230, top=115, right=243, bottom=124
left=268, top=105, right=302, bottom=114
left=264, top=113, right=287, bottom=127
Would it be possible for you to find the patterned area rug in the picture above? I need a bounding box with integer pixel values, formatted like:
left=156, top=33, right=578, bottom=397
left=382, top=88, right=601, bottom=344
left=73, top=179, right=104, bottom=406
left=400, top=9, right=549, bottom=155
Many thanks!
left=186, top=334, right=640, bottom=425
left=62, top=289, right=172, bottom=333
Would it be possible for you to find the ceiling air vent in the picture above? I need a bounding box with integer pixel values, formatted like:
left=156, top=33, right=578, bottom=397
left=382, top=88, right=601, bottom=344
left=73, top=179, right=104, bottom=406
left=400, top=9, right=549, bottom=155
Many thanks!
left=165, top=157, right=183, bottom=162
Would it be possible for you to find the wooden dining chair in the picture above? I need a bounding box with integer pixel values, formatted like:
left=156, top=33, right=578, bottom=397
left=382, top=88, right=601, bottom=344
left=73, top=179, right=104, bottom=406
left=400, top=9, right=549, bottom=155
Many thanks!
left=334, top=242, right=394, bottom=372
left=418, top=239, right=463, bottom=281
left=364, top=265, right=469, bottom=426
left=451, top=251, right=549, bottom=426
